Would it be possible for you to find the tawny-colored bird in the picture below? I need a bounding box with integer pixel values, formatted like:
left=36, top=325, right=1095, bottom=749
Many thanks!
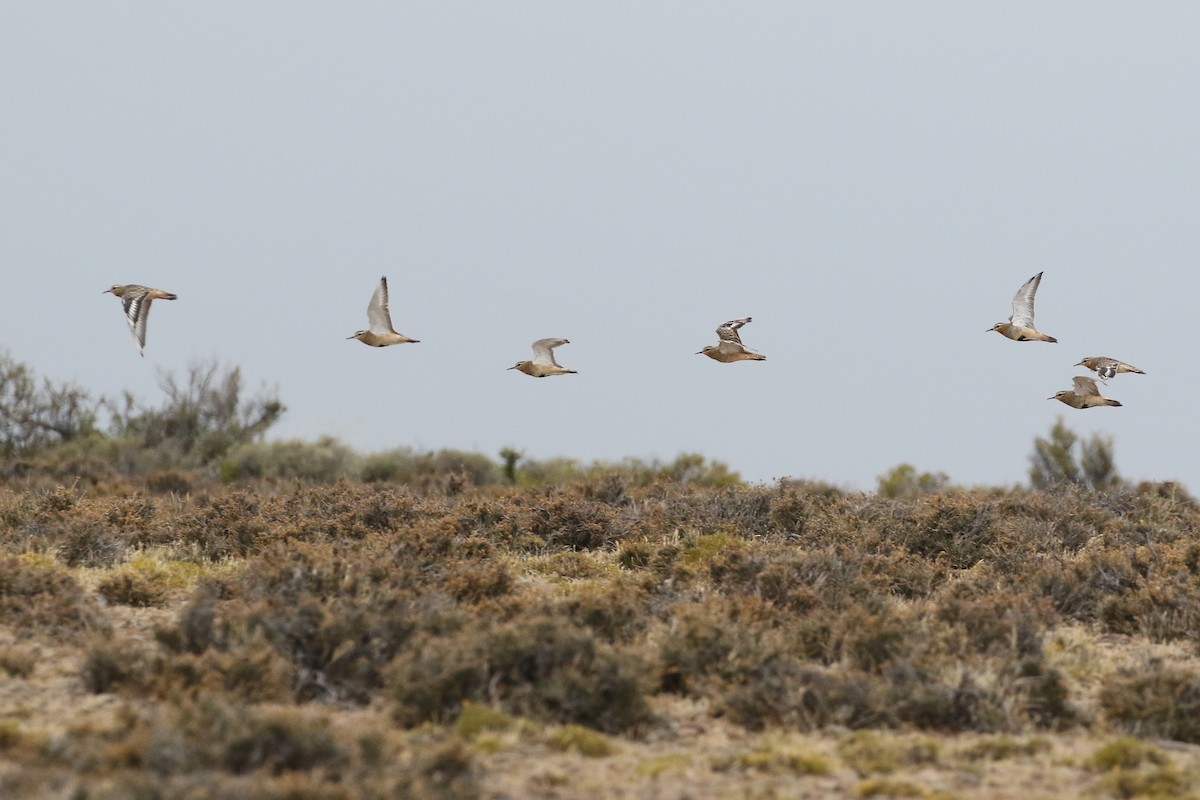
left=1049, top=376, right=1122, bottom=409
left=508, top=338, right=576, bottom=377
left=103, top=284, right=177, bottom=356
left=697, top=317, right=766, bottom=362
left=1075, top=357, right=1145, bottom=383
left=348, top=276, right=419, bottom=347
left=988, top=272, right=1057, bottom=342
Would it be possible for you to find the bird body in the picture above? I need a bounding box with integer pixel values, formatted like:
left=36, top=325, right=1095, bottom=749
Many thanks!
left=989, top=272, right=1057, bottom=342
left=697, top=317, right=766, bottom=362
left=509, top=338, right=576, bottom=377
left=1075, top=357, right=1145, bottom=382
left=1050, top=376, right=1122, bottom=409
left=103, top=284, right=177, bottom=356
left=348, top=276, right=419, bottom=346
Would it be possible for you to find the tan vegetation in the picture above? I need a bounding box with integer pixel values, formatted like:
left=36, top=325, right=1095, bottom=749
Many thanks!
left=0, top=469, right=1198, bottom=798
left=3, top=353, right=1200, bottom=797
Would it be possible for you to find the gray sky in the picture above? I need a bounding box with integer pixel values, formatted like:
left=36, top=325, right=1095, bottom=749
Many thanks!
left=3, top=3, right=1198, bottom=490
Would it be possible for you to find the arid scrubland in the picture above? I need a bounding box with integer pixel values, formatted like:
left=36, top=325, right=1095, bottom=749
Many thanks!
left=2, top=355, right=1200, bottom=797
left=2, top=471, right=1200, bottom=799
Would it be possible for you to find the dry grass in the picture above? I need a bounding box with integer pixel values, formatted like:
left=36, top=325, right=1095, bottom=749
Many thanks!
left=3, top=477, right=1200, bottom=797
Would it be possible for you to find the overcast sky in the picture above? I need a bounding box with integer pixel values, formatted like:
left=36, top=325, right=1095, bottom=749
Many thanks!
left=2, top=3, right=1198, bottom=490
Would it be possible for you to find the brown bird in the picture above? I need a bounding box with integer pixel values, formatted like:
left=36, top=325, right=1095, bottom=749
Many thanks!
left=1049, top=376, right=1122, bottom=409
left=348, top=276, right=419, bottom=347
left=508, top=338, right=577, bottom=377
left=988, top=272, right=1057, bottom=342
left=1075, top=357, right=1145, bottom=383
left=697, top=317, right=767, bottom=363
left=103, top=284, right=177, bottom=356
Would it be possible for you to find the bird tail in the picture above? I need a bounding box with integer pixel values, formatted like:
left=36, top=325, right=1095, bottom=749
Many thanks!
left=1106, top=399, right=1123, bottom=407
left=1042, top=334, right=1058, bottom=343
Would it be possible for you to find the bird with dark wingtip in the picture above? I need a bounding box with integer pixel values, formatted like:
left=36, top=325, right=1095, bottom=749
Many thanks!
left=1075, top=356, right=1144, bottom=383
left=1050, top=376, right=1122, bottom=409
left=104, top=284, right=177, bottom=356
left=697, top=317, right=767, bottom=362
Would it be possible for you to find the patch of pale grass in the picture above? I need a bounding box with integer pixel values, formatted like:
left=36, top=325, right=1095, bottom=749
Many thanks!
left=544, top=724, right=615, bottom=757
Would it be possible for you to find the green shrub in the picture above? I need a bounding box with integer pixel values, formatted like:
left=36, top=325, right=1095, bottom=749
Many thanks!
left=220, top=437, right=356, bottom=482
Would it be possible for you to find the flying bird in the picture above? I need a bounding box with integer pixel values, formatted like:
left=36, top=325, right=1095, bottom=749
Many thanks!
left=508, top=338, right=577, bottom=377
left=348, top=276, right=419, bottom=347
left=697, top=317, right=766, bottom=362
left=1049, top=376, right=1122, bottom=409
left=988, top=272, right=1057, bottom=342
left=1075, top=357, right=1145, bottom=383
left=103, top=284, right=177, bottom=356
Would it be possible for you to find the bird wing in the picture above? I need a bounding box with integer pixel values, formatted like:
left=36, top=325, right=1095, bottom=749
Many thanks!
left=531, top=338, right=568, bottom=367
left=122, top=293, right=150, bottom=355
left=1072, top=375, right=1101, bottom=396
left=716, top=317, right=751, bottom=345
left=366, top=276, right=395, bottom=333
left=1009, top=272, right=1042, bottom=328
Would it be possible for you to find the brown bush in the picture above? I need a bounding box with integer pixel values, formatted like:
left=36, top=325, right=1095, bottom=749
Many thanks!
left=0, top=556, right=108, bottom=637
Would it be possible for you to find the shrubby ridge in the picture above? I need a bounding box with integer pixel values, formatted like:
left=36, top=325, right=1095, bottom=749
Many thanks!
left=2, top=354, right=1198, bottom=798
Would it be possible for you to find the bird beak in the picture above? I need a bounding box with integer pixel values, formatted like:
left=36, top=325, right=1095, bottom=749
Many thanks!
left=506, top=365, right=516, bottom=370
left=1046, top=396, right=1056, bottom=400
left=346, top=334, right=356, bottom=340
left=694, top=350, right=703, bottom=355
left=102, top=288, right=113, bottom=294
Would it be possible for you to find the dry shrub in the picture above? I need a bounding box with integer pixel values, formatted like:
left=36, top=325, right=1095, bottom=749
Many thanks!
left=559, top=577, right=651, bottom=642
left=144, top=468, right=194, bottom=494
left=98, top=569, right=171, bottom=608
left=1100, top=667, right=1200, bottom=743
left=11, top=472, right=1200, bottom=757
left=389, top=612, right=651, bottom=733
left=147, top=645, right=296, bottom=704
left=657, top=594, right=795, bottom=687
left=639, top=484, right=776, bottom=538
left=81, top=639, right=148, bottom=694
left=934, top=585, right=1048, bottom=659
left=178, top=491, right=270, bottom=560
left=442, top=560, right=513, bottom=605
left=768, top=482, right=855, bottom=542
left=0, top=555, right=108, bottom=637
left=0, top=644, right=37, bottom=678
left=883, top=496, right=996, bottom=569
left=395, top=738, right=480, bottom=800
left=222, top=709, right=346, bottom=775
left=117, top=699, right=348, bottom=778
left=519, top=495, right=633, bottom=552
